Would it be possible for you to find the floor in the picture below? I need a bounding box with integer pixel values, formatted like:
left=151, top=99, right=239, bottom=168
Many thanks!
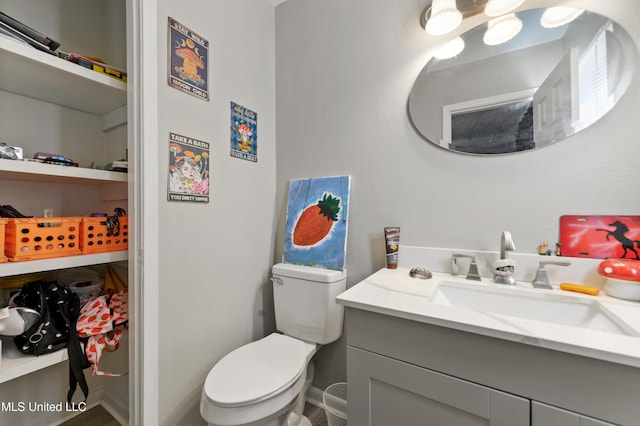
left=62, top=403, right=329, bottom=425
left=61, top=405, right=120, bottom=426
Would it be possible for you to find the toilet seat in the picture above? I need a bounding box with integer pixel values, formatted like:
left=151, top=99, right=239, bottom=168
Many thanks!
left=204, top=333, right=312, bottom=408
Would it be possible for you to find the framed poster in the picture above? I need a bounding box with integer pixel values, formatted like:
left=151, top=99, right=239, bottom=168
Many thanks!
left=168, top=17, right=209, bottom=100
left=168, top=132, right=210, bottom=203
left=230, top=102, right=257, bottom=162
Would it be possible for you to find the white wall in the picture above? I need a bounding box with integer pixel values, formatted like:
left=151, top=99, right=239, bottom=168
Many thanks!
left=274, top=0, right=640, bottom=390
left=151, top=1, right=277, bottom=424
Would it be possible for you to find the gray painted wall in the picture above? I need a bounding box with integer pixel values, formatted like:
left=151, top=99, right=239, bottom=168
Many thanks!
left=154, top=1, right=277, bottom=424
left=274, top=0, right=640, bottom=391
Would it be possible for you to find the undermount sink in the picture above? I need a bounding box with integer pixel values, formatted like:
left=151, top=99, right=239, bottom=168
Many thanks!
left=431, top=281, right=636, bottom=336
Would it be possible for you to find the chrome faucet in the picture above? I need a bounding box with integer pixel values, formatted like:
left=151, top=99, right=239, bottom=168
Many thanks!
left=532, top=261, right=571, bottom=289
left=494, top=231, right=516, bottom=285
left=452, top=254, right=481, bottom=281
left=500, top=231, right=515, bottom=260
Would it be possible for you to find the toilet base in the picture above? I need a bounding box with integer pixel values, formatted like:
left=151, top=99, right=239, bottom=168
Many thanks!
left=286, top=361, right=315, bottom=426
left=297, top=415, right=311, bottom=426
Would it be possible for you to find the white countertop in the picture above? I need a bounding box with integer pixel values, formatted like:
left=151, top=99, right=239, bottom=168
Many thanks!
left=337, top=267, right=640, bottom=368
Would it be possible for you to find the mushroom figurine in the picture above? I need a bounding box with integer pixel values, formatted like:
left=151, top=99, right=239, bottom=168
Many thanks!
left=598, top=259, right=640, bottom=301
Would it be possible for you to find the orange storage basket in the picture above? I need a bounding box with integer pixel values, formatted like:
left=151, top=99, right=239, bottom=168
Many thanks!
left=80, top=216, right=128, bottom=254
left=0, top=218, right=7, bottom=263
left=5, top=217, right=82, bottom=261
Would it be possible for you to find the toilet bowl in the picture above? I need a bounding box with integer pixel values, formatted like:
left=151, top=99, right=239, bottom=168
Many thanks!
left=200, top=333, right=316, bottom=426
left=200, top=263, right=347, bottom=426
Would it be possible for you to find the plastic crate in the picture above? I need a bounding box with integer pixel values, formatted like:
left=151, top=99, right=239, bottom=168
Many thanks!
left=5, top=217, right=82, bottom=261
left=80, top=216, right=128, bottom=254
left=0, top=218, right=7, bottom=263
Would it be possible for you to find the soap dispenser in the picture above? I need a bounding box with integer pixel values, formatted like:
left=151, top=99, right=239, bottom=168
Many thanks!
left=451, top=257, right=460, bottom=276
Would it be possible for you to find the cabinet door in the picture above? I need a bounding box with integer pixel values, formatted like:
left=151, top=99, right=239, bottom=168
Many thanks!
left=347, top=346, right=530, bottom=426
left=532, top=401, right=617, bottom=426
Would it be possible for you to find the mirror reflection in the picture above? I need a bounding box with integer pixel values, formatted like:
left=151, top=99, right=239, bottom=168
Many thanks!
left=409, top=8, right=637, bottom=155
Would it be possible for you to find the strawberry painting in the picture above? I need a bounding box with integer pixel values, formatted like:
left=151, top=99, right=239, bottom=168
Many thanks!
left=283, top=176, right=351, bottom=270
left=293, top=193, right=341, bottom=246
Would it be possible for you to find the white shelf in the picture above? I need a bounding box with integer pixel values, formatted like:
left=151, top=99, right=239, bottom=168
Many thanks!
left=0, top=37, right=127, bottom=115
left=0, top=251, right=128, bottom=278
left=0, top=330, right=129, bottom=384
left=0, top=337, right=68, bottom=384
left=0, top=159, right=127, bottom=184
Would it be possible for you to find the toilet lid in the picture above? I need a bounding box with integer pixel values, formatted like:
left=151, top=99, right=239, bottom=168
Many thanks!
left=204, top=333, right=308, bottom=407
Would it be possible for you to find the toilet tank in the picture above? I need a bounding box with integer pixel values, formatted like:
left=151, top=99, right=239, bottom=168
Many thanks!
left=272, top=263, right=347, bottom=345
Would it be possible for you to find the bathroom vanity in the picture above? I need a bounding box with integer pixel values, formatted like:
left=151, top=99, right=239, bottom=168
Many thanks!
left=337, top=267, right=640, bottom=426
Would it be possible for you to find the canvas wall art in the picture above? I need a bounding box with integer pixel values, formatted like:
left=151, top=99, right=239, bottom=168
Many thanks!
left=283, top=175, right=351, bottom=270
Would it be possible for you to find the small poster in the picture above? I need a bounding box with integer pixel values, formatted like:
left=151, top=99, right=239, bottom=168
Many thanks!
left=168, top=132, right=210, bottom=203
left=168, top=17, right=209, bottom=101
left=283, top=176, right=351, bottom=270
left=230, top=101, right=257, bottom=162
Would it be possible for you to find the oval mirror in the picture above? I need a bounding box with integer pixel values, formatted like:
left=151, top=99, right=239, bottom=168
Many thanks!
left=408, top=8, right=637, bottom=155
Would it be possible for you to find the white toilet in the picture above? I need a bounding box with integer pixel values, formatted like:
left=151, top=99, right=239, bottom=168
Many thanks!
left=200, top=263, right=347, bottom=426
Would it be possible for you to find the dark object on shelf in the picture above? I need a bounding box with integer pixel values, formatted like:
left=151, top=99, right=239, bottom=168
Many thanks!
left=66, top=53, right=127, bottom=82
left=105, top=214, right=120, bottom=237
left=0, top=204, right=32, bottom=218
left=33, top=151, right=78, bottom=167
left=104, top=160, right=128, bottom=173
left=13, top=280, right=81, bottom=356
left=0, top=11, right=60, bottom=55
left=112, top=160, right=128, bottom=172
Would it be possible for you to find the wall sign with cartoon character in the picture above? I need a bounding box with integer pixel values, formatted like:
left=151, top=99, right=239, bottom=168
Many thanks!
left=168, top=132, right=210, bottom=203
left=168, top=17, right=209, bottom=100
left=230, top=101, right=257, bottom=162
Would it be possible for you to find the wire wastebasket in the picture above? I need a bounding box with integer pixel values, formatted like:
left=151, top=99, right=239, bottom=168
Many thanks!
left=323, top=382, right=348, bottom=426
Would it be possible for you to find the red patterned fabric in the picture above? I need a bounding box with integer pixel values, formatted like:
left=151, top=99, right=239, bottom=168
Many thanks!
left=76, top=289, right=128, bottom=376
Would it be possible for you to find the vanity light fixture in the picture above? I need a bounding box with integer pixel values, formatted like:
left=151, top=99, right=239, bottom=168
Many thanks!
left=424, top=0, right=463, bottom=36
left=484, top=0, right=526, bottom=17
left=540, top=6, right=584, bottom=28
left=483, top=13, right=522, bottom=46
left=434, top=36, right=465, bottom=59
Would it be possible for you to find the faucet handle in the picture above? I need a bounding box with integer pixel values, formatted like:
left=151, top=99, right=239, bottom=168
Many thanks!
left=532, top=261, right=571, bottom=289
left=452, top=254, right=481, bottom=281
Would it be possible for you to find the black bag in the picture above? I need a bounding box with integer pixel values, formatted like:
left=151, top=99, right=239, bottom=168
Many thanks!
left=13, top=280, right=80, bottom=356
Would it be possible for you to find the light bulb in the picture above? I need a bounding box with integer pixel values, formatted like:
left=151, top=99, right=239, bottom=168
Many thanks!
left=541, top=7, right=584, bottom=28
left=425, top=0, right=463, bottom=36
left=435, top=37, right=465, bottom=59
left=483, top=14, right=523, bottom=46
left=484, top=0, right=526, bottom=17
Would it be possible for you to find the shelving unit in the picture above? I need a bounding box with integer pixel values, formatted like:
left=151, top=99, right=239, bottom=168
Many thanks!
left=0, top=251, right=128, bottom=278
left=0, top=327, right=130, bottom=384
left=0, top=159, right=127, bottom=184
left=0, top=337, right=69, bottom=384
left=0, top=8, right=129, bottom=392
left=0, top=36, right=126, bottom=114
